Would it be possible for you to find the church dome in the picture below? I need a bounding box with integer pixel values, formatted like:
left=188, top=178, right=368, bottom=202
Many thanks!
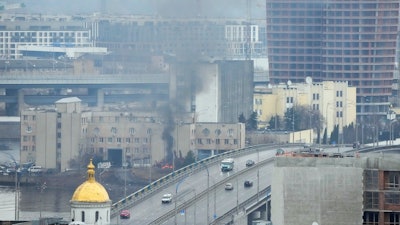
left=71, top=159, right=110, bottom=203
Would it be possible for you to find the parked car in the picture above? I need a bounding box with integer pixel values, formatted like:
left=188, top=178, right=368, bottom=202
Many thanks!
left=276, top=148, right=285, bottom=156
left=120, top=210, right=130, bottom=219
left=244, top=180, right=253, bottom=188
left=28, top=165, right=43, bottom=173
left=246, top=159, right=255, bottom=167
left=161, top=193, right=173, bottom=204
left=225, top=182, right=234, bottom=190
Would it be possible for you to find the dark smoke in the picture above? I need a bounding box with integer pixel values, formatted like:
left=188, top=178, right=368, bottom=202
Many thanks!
left=161, top=105, right=175, bottom=164
left=159, top=100, right=185, bottom=165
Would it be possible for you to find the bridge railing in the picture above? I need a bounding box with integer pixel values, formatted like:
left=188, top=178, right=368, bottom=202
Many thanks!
left=110, top=143, right=299, bottom=217
left=148, top=156, right=275, bottom=225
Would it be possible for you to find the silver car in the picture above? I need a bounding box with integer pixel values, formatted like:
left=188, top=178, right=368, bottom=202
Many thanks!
left=225, top=183, right=234, bottom=190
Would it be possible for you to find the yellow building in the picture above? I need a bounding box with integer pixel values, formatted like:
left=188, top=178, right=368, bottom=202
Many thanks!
left=254, top=80, right=356, bottom=141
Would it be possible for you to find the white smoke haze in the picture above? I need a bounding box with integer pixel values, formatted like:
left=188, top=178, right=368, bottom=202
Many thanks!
left=3, top=0, right=265, bottom=19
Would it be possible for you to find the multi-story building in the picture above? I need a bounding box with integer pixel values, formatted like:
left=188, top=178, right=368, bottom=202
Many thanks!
left=266, top=0, right=400, bottom=120
left=0, top=15, right=107, bottom=59
left=20, top=97, right=245, bottom=171
left=170, top=60, right=254, bottom=124
left=0, top=14, right=267, bottom=62
left=272, top=153, right=400, bottom=225
left=254, top=80, right=357, bottom=141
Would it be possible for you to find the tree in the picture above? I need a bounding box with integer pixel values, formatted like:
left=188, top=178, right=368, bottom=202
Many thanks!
left=182, top=150, right=196, bottom=167
left=246, top=111, right=258, bottom=131
left=238, top=113, right=246, bottom=123
left=329, top=125, right=339, bottom=145
left=268, top=115, right=282, bottom=130
left=322, top=128, right=328, bottom=144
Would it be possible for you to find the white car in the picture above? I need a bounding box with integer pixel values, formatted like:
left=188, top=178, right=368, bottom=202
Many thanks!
left=225, top=183, right=234, bottom=190
left=28, top=165, right=43, bottom=173
left=161, top=193, right=173, bottom=204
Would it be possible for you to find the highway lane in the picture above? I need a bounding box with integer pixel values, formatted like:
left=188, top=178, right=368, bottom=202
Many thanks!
left=166, top=159, right=275, bottom=225
left=112, top=145, right=285, bottom=225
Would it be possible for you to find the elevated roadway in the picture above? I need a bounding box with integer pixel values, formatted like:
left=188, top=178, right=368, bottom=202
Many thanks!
left=109, top=143, right=380, bottom=225
left=0, top=74, right=170, bottom=115
left=109, top=144, right=301, bottom=225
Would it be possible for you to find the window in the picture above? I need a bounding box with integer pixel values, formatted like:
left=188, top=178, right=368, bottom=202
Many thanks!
left=197, top=138, right=203, bottom=144
left=107, top=137, right=113, bottom=143
left=95, top=211, right=99, bottom=222
left=129, top=128, right=135, bottom=135
left=147, top=128, right=152, bottom=135
left=202, top=128, right=210, bottom=136
left=25, top=126, right=32, bottom=133
left=81, top=211, right=85, bottom=222
left=134, top=138, right=140, bottom=143
left=23, top=115, right=28, bottom=120
left=111, top=127, right=117, bottom=134
left=206, top=139, right=211, bottom=144
left=23, top=136, right=28, bottom=142
left=99, top=137, right=104, bottom=143
left=228, top=129, right=234, bottom=136
left=224, top=139, right=229, bottom=144
left=126, top=138, right=131, bottom=143
left=116, top=138, right=122, bottom=143
left=216, top=139, right=220, bottom=145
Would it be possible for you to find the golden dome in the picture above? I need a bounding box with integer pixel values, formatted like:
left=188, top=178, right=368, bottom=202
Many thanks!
left=71, top=159, right=110, bottom=202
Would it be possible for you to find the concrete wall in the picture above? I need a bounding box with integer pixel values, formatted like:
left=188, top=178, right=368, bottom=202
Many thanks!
left=271, top=157, right=364, bottom=225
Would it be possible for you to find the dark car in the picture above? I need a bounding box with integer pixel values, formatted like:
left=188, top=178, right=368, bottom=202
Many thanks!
left=246, top=160, right=255, bottom=167
left=120, top=210, right=130, bottom=219
left=244, top=180, right=253, bottom=187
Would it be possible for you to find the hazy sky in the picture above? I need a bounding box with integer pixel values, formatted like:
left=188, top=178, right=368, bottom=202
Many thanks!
left=4, top=0, right=266, bottom=19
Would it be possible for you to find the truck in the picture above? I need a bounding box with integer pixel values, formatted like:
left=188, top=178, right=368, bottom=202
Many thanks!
left=220, top=158, right=234, bottom=172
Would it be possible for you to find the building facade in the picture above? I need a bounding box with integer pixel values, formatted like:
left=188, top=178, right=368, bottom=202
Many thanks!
left=20, top=97, right=246, bottom=171
left=272, top=153, right=400, bottom=225
left=254, top=81, right=357, bottom=141
left=266, top=0, right=400, bottom=119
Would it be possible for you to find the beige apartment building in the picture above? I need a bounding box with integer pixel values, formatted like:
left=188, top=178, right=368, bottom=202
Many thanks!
left=20, top=97, right=245, bottom=171
left=254, top=80, right=356, bottom=140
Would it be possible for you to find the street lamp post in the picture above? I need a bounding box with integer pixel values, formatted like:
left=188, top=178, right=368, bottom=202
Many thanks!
left=39, top=182, right=47, bottom=219
left=123, top=163, right=128, bottom=199
left=1, top=152, right=19, bottom=220
left=387, top=110, right=396, bottom=146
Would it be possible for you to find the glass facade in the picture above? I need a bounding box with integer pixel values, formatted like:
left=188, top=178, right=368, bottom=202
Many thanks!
left=266, top=0, right=400, bottom=116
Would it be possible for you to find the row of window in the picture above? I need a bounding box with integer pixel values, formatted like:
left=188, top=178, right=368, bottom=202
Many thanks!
left=89, top=147, right=150, bottom=154
left=196, top=138, right=238, bottom=145
left=90, top=137, right=150, bottom=144
left=0, top=31, right=89, bottom=37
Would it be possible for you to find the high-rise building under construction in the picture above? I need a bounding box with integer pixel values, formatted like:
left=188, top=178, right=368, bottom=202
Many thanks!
left=266, top=0, right=399, bottom=120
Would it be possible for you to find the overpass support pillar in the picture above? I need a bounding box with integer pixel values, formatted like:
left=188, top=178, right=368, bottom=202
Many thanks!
left=5, top=89, right=22, bottom=116
left=18, top=89, right=24, bottom=115
left=88, top=88, right=104, bottom=108
left=97, top=89, right=104, bottom=109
